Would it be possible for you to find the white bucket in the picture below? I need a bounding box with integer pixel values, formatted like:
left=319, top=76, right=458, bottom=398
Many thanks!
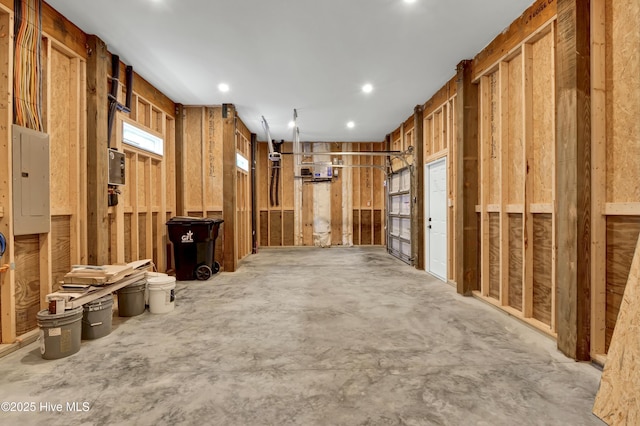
left=145, top=272, right=169, bottom=305
left=147, top=276, right=176, bottom=314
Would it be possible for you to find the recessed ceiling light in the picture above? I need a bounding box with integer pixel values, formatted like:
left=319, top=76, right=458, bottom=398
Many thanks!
left=347, top=121, right=355, bottom=129
left=288, top=121, right=295, bottom=128
left=362, top=83, right=373, bottom=93
left=218, top=83, right=229, bottom=92
left=404, top=0, right=417, bottom=3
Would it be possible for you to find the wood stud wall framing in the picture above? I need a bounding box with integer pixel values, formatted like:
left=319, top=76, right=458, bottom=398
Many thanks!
left=1, top=0, right=639, bottom=367
left=256, top=142, right=385, bottom=248
left=473, top=21, right=557, bottom=337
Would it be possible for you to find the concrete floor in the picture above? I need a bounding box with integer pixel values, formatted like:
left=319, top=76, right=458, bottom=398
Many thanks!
left=0, top=247, right=603, bottom=425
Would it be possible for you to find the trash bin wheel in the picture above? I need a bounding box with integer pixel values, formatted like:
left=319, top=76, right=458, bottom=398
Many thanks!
left=195, top=264, right=212, bottom=281
left=212, top=261, right=220, bottom=274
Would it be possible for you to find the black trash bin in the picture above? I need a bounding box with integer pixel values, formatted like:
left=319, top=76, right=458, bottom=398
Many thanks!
left=167, top=216, right=224, bottom=281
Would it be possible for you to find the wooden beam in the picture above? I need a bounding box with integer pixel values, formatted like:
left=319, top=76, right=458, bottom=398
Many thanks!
left=473, top=0, right=558, bottom=79
left=86, top=35, right=110, bottom=266
left=455, top=60, right=479, bottom=295
left=41, top=1, right=87, bottom=59
left=222, top=105, right=237, bottom=271
left=412, top=105, right=424, bottom=270
left=590, top=0, right=606, bottom=357
left=175, top=104, right=186, bottom=216
left=555, top=0, right=591, bottom=361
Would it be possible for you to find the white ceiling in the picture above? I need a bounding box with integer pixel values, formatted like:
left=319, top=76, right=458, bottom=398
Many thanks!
left=46, top=0, right=534, bottom=142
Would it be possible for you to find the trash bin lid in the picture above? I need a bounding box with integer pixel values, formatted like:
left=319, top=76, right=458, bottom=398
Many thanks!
left=166, top=216, right=217, bottom=226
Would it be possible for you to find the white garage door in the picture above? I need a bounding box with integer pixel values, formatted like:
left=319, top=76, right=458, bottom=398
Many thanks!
left=388, top=168, right=412, bottom=264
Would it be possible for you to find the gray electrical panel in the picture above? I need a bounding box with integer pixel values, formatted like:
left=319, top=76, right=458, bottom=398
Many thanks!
left=12, top=125, right=51, bottom=236
left=108, top=148, right=125, bottom=185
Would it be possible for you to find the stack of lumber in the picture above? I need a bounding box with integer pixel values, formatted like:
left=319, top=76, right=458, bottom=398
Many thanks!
left=63, top=264, right=134, bottom=285
left=48, top=259, right=153, bottom=307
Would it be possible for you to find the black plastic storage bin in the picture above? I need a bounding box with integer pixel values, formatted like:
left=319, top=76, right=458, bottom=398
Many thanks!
left=167, top=216, right=224, bottom=281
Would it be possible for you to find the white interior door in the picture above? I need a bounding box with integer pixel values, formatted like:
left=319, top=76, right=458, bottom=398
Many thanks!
left=425, top=158, right=447, bottom=281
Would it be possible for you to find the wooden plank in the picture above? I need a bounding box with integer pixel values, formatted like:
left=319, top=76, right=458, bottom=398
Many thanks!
left=175, top=105, right=186, bottom=215
left=259, top=210, right=269, bottom=247
left=302, top=182, right=313, bottom=246
left=283, top=210, right=294, bottom=246
left=374, top=210, right=382, bottom=245
left=509, top=214, right=524, bottom=311
left=269, top=210, right=282, bottom=246
left=522, top=43, right=534, bottom=319
left=533, top=214, right=553, bottom=326
left=530, top=203, right=553, bottom=214
left=86, top=35, right=110, bottom=265
left=507, top=53, right=524, bottom=205
left=50, top=216, right=70, bottom=293
left=0, top=9, right=15, bottom=343
left=506, top=204, right=524, bottom=214
left=590, top=0, right=607, bottom=357
left=605, top=203, right=640, bottom=216
left=14, top=235, right=40, bottom=336
left=353, top=210, right=360, bottom=246
left=473, top=0, right=557, bottom=79
left=499, top=62, right=509, bottom=306
left=455, top=60, right=480, bottom=295
left=331, top=144, right=343, bottom=246
left=531, top=31, right=555, bottom=204
left=555, top=0, right=592, bottom=361
left=479, top=75, right=490, bottom=297
left=41, top=1, right=87, bottom=59
left=282, top=142, right=294, bottom=210
left=594, top=234, right=640, bottom=424
left=130, top=152, right=140, bottom=261
left=605, top=0, right=640, bottom=205
left=488, top=213, right=500, bottom=300
left=186, top=107, right=204, bottom=213
left=605, top=216, right=640, bottom=351
left=222, top=106, right=238, bottom=271
left=361, top=210, right=372, bottom=245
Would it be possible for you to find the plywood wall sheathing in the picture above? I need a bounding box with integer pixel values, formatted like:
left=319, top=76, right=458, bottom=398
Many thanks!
left=488, top=213, right=500, bottom=300
left=531, top=31, right=555, bottom=205
left=604, top=216, right=640, bottom=352
left=532, top=214, right=553, bottom=327
left=508, top=214, right=524, bottom=311
left=14, top=235, right=40, bottom=336
left=593, top=234, right=640, bottom=425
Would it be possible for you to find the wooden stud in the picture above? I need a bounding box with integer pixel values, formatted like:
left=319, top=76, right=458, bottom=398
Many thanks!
left=86, top=35, right=110, bottom=265
left=174, top=105, right=186, bottom=216
left=523, top=43, right=534, bottom=318
left=499, top=62, right=510, bottom=306
left=549, top=23, right=558, bottom=333
left=0, top=9, right=15, bottom=343
left=411, top=106, right=424, bottom=268
left=555, top=0, right=591, bottom=361
left=222, top=106, right=237, bottom=271
left=479, top=75, right=490, bottom=297
left=455, top=60, right=480, bottom=295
